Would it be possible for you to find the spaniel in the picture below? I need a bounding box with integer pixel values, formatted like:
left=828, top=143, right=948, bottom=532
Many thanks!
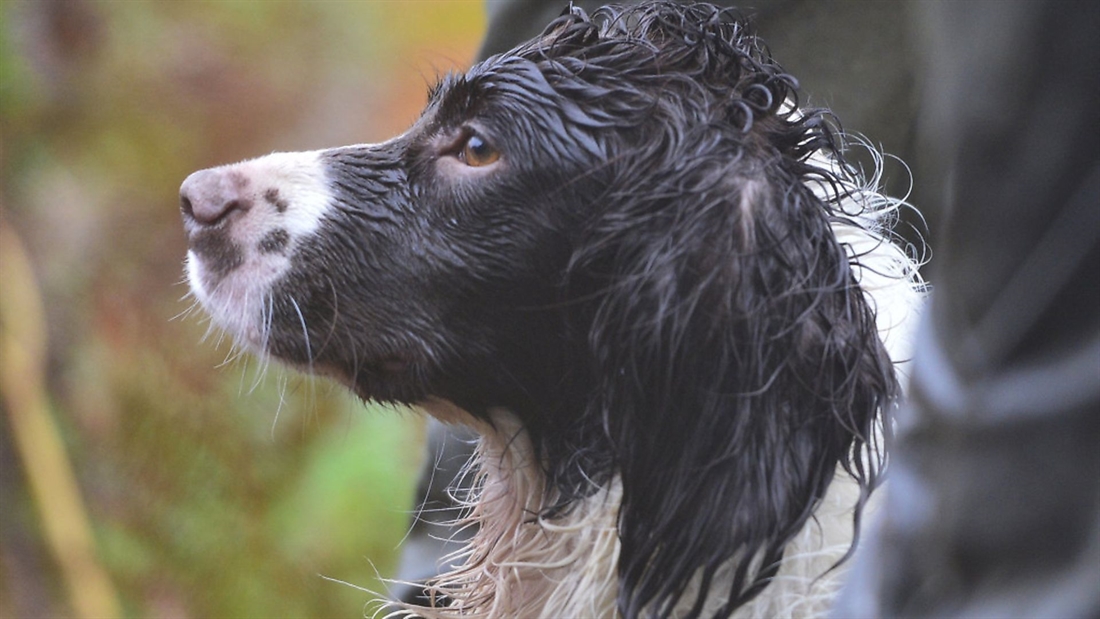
left=180, top=3, right=924, bottom=616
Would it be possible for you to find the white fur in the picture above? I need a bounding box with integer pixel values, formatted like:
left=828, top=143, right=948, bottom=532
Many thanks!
left=822, top=151, right=924, bottom=387
left=395, top=426, right=877, bottom=619
left=395, top=412, right=622, bottom=619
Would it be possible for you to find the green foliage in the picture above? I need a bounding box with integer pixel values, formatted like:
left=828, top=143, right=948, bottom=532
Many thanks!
left=0, top=1, right=484, bottom=616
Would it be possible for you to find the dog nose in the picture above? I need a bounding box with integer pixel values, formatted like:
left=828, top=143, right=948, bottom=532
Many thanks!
left=180, top=168, right=251, bottom=226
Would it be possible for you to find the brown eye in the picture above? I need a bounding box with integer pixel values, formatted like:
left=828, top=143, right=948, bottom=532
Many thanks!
left=460, top=134, right=500, bottom=167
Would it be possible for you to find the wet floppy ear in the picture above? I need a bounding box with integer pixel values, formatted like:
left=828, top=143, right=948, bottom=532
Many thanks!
left=577, top=175, right=897, bottom=617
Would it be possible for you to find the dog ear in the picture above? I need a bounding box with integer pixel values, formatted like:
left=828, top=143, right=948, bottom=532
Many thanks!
left=570, top=158, right=898, bottom=617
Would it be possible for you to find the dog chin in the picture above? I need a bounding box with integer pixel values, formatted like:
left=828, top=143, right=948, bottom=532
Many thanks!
left=185, top=251, right=271, bottom=351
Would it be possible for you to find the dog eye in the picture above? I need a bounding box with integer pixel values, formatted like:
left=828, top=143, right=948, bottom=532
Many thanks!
left=459, top=134, right=500, bottom=167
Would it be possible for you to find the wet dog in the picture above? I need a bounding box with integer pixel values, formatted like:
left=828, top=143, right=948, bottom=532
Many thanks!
left=181, top=3, right=923, bottom=616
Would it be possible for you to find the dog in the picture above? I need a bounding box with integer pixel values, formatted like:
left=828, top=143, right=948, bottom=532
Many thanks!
left=180, top=2, right=923, bottom=617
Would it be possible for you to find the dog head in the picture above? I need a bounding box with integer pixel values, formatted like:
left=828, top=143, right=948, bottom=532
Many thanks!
left=182, top=2, right=899, bottom=615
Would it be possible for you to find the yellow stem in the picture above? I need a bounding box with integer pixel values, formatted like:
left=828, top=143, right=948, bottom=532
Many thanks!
left=0, top=221, right=121, bottom=618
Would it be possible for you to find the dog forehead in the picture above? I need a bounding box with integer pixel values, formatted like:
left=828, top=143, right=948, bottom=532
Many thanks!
left=426, top=61, right=555, bottom=128
left=425, top=72, right=476, bottom=118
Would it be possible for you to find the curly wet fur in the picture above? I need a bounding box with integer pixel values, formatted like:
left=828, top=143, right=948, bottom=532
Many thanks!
left=461, top=5, right=910, bottom=616
left=394, top=203, right=920, bottom=619
left=385, top=5, right=924, bottom=616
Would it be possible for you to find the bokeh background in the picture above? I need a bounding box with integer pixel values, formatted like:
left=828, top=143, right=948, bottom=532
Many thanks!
left=1, top=2, right=486, bottom=616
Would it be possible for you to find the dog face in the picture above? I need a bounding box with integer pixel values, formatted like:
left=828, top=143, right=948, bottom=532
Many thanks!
left=182, top=61, right=613, bottom=411
left=182, top=3, right=901, bottom=615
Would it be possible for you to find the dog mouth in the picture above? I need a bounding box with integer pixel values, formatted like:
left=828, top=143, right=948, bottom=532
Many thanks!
left=337, top=357, right=432, bottom=406
left=185, top=231, right=428, bottom=404
left=180, top=145, right=447, bottom=406
left=377, top=356, right=412, bottom=374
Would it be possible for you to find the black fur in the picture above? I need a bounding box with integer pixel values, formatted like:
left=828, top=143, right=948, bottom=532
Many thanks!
left=216, top=3, right=898, bottom=616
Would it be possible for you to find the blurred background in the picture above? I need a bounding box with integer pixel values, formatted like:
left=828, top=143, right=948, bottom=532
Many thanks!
left=1, top=1, right=486, bottom=616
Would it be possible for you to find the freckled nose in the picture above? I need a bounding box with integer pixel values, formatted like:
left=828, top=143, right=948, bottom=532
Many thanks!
left=179, top=168, right=251, bottom=226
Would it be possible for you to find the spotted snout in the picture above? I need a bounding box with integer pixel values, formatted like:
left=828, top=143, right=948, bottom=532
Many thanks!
left=180, top=150, right=335, bottom=347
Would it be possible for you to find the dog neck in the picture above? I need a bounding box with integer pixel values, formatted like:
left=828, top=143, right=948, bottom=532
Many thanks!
left=406, top=409, right=621, bottom=618
left=401, top=408, right=869, bottom=619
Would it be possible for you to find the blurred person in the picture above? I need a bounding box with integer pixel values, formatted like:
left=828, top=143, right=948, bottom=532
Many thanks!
left=834, top=1, right=1100, bottom=616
